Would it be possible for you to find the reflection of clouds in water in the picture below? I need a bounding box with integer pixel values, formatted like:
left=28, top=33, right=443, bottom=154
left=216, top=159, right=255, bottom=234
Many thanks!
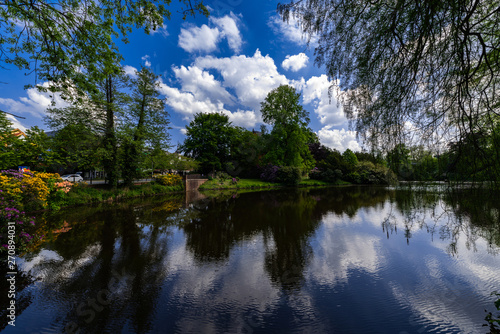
left=429, top=228, right=500, bottom=296
left=386, top=228, right=500, bottom=333
left=20, top=245, right=100, bottom=280
left=164, top=233, right=282, bottom=332
left=18, top=191, right=500, bottom=333
left=388, top=256, right=483, bottom=333
left=314, top=203, right=500, bottom=333
left=308, top=213, right=383, bottom=285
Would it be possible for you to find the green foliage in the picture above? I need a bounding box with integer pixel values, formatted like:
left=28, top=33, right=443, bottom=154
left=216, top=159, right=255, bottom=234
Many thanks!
left=310, top=168, right=343, bottom=183
left=0, top=114, right=20, bottom=169
left=387, top=144, right=411, bottom=180
left=215, top=171, right=231, bottom=181
left=227, top=127, right=266, bottom=177
left=181, top=113, right=235, bottom=174
left=356, top=161, right=397, bottom=185
left=261, top=85, right=314, bottom=169
left=485, top=292, right=500, bottom=333
left=276, top=166, right=302, bottom=186
left=121, top=66, right=169, bottom=185
left=49, top=124, right=100, bottom=173
left=0, top=0, right=209, bottom=96
left=342, top=149, right=358, bottom=170
left=279, top=1, right=500, bottom=185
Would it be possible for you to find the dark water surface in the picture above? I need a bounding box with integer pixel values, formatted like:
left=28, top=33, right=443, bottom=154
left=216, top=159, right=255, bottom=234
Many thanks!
left=2, top=186, right=500, bottom=333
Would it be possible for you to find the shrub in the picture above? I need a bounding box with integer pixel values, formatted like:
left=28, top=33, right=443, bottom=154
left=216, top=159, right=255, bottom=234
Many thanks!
left=0, top=170, right=62, bottom=211
left=260, top=164, right=280, bottom=182
left=0, top=201, right=43, bottom=255
left=154, top=174, right=183, bottom=187
left=276, top=166, right=302, bottom=186
left=215, top=171, right=231, bottom=180
left=356, top=161, right=398, bottom=185
left=310, top=168, right=343, bottom=183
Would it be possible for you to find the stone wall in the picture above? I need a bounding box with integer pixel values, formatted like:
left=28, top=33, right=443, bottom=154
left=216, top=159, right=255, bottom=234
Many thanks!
left=184, top=178, right=208, bottom=191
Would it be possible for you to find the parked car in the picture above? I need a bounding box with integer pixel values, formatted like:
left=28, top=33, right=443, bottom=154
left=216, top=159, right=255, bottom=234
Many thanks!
left=60, top=174, right=84, bottom=183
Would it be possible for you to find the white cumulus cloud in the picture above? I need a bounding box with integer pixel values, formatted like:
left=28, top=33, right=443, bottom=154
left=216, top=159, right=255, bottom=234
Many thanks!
left=282, top=53, right=309, bottom=72
left=172, top=65, right=234, bottom=105
left=178, top=13, right=242, bottom=53
left=301, top=75, right=346, bottom=126
left=178, top=24, right=220, bottom=53
left=211, top=13, right=243, bottom=53
left=0, top=82, right=69, bottom=123
left=142, top=55, right=151, bottom=67
left=268, top=15, right=317, bottom=46
left=317, top=126, right=361, bottom=152
left=123, top=65, right=138, bottom=78
left=195, top=49, right=288, bottom=111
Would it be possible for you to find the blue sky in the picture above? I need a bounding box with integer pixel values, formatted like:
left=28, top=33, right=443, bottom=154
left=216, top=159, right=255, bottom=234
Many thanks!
left=0, top=0, right=361, bottom=153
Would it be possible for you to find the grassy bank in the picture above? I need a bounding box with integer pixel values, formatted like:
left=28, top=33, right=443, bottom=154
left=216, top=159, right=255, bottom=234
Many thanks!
left=198, top=178, right=347, bottom=191
left=49, top=182, right=184, bottom=210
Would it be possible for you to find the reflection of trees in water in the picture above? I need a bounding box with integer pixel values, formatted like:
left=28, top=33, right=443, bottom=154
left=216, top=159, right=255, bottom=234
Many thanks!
left=311, top=186, right=392, bottom=218
left=388, top=186, right=500, bottom=255
left=182, top=189, right=321, bottom=291
left=21, top=194, right=184, bottom=333
left=12, top=186, right=500, bottom=331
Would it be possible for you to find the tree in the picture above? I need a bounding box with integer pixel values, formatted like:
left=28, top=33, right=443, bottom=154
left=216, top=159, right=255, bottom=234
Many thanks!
left=49, top=124, right=100, bottom=174
left=46, top=69, right=130, bottom=187
left=121, top=67, right=169, bottom=186
left=260, top=85, right=314, bottom=169
left=0, top=1, right=208, bottom=96
left=0, top=113, right=18, bottom=169
left=226, top=127, right=266, bottom=177
left=15, top=127, right=54, bottom=170
left=387, top=144, right=411, bottom=180
left=278, top=1, right=500, bottom=182
left=181, top=113, right=235, bottom=174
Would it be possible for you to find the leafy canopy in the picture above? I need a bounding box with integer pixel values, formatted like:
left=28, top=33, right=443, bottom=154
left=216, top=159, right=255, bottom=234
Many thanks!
left=260, top=84, right=314, bottom=168
left=0, top=0, right=209, bottom=96
left=181, top=113, right=235, bottom=173
left=277, top=1, right=500, bottom=152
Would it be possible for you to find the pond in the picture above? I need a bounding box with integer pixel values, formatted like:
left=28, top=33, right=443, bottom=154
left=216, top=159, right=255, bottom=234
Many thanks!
left=1, top=186, right=500, bottom=333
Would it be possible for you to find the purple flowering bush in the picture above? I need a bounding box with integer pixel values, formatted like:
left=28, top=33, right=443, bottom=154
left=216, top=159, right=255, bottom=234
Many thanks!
left=259, top=164, right=280, bottom=182
left=0, top=200, right=41, bottom=255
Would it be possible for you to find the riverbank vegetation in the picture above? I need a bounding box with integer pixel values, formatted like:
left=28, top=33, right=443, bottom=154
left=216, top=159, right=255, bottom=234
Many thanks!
left=0, top=169, right=183, bottom=254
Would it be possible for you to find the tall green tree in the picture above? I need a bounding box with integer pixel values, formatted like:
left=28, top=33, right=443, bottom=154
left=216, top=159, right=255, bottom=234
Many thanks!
left=278, top=1, right=500, bottom=182
left=181, top=113, right=235, bottom=174
left=46, top=68, right=129, bottom=186
left=14, top=126, right=53, bottom=170
left=387, top=144, right=412, bottom=180
left=49, top=124, right=100, bottom=174
left=0, top=113, right=18, bottom=169
left=0, top=0, right=208, bottom=97
left=260, top=85, right=314, bottom=169
left=121, top=66, right=169, bottom=185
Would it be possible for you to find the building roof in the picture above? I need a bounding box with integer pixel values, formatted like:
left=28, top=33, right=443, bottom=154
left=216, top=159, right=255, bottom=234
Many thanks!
left=11, top=128, right=26, bottom=139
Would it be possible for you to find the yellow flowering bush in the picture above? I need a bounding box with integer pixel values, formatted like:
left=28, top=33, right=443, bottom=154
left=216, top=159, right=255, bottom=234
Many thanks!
left=0, top=174, right=22, bottom=203
left=0, top=170, right=61, bottom=210
left=154, top=174, right=183, bottom=187
left=21, top=174, right=50, bottom=208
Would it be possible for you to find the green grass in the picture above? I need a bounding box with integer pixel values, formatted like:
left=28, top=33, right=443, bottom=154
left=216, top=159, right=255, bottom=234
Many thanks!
left=199, top=178, right=280, bottom=190
left=49, top=182, right=183, bottom=210
left=298, top=179, right=331, bottom=186
left=199, top=177, right=347, bottom=191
